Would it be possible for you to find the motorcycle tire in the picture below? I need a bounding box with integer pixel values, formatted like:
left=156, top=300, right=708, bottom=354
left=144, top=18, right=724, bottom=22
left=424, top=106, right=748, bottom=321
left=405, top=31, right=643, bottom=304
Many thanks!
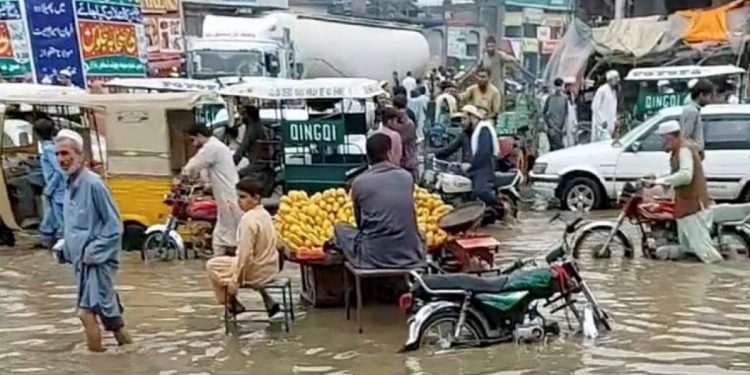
left=572, top=226, right=633, bottom=259
left=141, top=231, right=180, bottom=262
left=414, top=310, right=486, bottom=351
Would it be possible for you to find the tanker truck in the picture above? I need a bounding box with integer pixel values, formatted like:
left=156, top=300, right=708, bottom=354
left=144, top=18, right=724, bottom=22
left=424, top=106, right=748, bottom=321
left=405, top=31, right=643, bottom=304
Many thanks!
left=185, top=12, right=430, bottom=82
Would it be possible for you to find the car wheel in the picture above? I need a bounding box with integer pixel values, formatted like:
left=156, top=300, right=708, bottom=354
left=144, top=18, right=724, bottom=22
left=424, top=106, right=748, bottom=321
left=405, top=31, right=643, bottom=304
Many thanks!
left=561, top=177, right=602, bottom=211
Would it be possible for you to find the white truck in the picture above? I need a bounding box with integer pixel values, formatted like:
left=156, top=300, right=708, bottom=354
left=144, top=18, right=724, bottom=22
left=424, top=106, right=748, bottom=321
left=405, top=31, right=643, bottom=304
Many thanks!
left=186, top=12, right=431, bottom=82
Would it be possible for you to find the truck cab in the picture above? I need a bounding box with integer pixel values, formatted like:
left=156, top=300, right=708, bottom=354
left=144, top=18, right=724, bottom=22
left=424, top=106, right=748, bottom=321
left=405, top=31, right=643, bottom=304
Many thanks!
left=185, top=37, right=290, bottom=79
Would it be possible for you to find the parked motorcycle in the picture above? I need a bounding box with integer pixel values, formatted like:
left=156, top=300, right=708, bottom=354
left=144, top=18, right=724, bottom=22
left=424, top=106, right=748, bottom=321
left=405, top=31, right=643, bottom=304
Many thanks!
left=420, top=154, right=522, bottom=223
left=400, top=214, right=611, bottom=352
left=573, top=181, right=750, bottom=259
left=141, top=184, right=217, bottom=262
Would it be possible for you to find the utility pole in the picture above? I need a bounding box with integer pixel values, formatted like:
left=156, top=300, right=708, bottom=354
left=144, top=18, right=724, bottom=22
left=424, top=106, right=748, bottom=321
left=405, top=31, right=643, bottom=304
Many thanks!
left=496, top=0, right=505, bottom=40
left=442, top=0, right=451, bottom=67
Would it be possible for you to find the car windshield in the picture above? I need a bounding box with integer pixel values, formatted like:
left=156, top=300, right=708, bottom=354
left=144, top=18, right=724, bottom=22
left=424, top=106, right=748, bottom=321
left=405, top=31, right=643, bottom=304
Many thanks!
left=616, top=114, right=662, bottom=146
left=192, top=50, right=264, bottom=77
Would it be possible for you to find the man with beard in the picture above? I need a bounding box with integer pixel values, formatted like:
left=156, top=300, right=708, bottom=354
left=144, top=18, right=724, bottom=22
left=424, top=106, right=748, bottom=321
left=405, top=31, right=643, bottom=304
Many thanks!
left=462, top=67, right=502, bottom=119
left=591, top=70, right=620, bottom=142
left=54, top=129, right=132, bottom=352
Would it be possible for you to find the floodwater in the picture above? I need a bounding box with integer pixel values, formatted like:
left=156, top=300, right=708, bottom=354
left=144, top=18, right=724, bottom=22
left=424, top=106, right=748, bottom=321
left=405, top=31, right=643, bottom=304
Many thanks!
left=3, top=211, right=750, bottom=375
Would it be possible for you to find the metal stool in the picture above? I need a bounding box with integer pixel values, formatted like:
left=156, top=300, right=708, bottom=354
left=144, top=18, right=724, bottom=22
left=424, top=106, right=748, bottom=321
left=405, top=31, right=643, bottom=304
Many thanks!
left=224, top=277, right=295, bottom=335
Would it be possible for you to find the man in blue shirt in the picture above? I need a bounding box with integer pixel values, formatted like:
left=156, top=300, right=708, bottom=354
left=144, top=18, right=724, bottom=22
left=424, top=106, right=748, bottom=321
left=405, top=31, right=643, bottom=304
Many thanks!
left=33, top=119, right=65, bottom=248
left=54, top=129, right=132, bottom=352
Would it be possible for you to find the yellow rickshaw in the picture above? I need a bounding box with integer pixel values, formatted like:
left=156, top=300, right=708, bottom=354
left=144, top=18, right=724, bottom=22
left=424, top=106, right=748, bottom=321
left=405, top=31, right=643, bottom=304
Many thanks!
left=0, top=85, right=219, bottom=251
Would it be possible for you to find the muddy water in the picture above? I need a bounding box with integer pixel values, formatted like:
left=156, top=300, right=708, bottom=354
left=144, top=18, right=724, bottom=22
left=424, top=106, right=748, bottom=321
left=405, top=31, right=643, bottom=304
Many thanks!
left=3, top=211, right=750, bottom=375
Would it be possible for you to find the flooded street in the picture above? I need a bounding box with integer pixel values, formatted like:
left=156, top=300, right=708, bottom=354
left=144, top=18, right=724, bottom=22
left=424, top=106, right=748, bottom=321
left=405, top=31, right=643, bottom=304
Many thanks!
left=3, top=211, right=750, bottom=375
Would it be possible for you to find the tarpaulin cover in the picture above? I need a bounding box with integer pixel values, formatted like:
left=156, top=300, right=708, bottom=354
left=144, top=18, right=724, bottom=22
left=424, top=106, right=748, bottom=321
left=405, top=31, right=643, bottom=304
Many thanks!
left=678, top=0, right=748, bottom=43
left=592, top=16, right=674, bottom=58
left=542, top=18, right=593, bottom=83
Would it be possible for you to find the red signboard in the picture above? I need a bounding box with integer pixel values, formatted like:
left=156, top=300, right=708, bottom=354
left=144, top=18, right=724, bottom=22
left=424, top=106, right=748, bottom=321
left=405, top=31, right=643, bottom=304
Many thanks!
left=0, top=23, right=14, bottom=58
left=78, top=21, right=138, bottom=60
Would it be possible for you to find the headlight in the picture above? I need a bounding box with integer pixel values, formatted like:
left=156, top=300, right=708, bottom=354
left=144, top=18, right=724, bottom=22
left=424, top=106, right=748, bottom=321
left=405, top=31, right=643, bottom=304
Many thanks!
left=532, top=163, right=548, bottom=174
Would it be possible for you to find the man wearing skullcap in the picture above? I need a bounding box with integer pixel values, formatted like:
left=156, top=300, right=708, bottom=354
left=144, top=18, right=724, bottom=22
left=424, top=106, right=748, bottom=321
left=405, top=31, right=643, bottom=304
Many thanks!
left=591, top=70, right=620, bottom=142
left=54, top=129, right=132, bottom=351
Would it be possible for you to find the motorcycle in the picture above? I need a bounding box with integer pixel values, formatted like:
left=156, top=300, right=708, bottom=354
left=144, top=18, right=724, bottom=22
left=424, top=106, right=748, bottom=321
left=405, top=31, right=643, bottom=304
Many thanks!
left=420, top=154, right=522, bottom=223
left=400, top=214, right=611, bottom=352
left=572, top=181, right=750, bottom=259
left=141, top=184, right=217, bottom=262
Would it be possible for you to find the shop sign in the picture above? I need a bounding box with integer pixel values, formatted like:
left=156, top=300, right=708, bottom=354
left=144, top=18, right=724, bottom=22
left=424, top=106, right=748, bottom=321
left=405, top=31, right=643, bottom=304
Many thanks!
left=143, top=0, right=179, bottom=12
left=635, top=91, right=688, bottom=116
left=283, top=119, right=345, bottom=145
left=0, top=0, right=31, bottom=78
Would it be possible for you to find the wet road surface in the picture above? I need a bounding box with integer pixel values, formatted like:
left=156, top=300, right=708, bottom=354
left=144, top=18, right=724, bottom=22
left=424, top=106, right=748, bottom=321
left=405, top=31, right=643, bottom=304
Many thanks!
left=2, top=211, right=750, bottom=374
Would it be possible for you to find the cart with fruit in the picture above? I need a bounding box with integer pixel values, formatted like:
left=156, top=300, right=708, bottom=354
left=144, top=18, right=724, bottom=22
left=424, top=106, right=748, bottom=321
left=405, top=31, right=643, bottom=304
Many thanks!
left=273, top=186, right=455, bottom=306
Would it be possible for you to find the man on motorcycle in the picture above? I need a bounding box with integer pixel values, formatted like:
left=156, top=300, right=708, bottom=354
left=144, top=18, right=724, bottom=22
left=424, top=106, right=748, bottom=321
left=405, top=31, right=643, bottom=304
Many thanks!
left=647, top=121, right=722, bottom=263
left=436, top=105, right=502, bottom=222
left=178, top=124, right=241, bottom=256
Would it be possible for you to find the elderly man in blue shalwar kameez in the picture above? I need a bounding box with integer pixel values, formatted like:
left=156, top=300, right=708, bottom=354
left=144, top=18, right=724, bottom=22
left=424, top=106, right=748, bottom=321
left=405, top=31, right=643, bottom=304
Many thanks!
left=53, top=129, right=132, bottom=352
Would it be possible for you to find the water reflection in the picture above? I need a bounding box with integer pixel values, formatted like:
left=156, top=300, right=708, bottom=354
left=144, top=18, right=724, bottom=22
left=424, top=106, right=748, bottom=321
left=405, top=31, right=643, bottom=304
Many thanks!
left=1, top=212, right=750, bottom=374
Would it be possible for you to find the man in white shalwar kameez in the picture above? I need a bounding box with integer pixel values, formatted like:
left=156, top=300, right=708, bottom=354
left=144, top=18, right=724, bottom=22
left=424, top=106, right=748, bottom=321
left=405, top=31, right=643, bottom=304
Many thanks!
left=591, top=70, right=619, bottom=142
left=179, top=124, right=241, bottom=256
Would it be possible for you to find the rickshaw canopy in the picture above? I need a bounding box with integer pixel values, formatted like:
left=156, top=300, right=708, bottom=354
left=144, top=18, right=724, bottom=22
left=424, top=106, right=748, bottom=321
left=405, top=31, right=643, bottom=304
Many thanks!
left=625, top=65, right=744, bottom=81
left=219, top=77, right=385, bottom=100
left=105, top=77, right=225, bottom=92
left=0, top=91, right=220, bottom=109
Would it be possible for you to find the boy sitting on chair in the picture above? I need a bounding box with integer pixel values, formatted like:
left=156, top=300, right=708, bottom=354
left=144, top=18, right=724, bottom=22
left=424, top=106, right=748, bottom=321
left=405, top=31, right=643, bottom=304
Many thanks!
left=206, top=178, right=280, bottom=316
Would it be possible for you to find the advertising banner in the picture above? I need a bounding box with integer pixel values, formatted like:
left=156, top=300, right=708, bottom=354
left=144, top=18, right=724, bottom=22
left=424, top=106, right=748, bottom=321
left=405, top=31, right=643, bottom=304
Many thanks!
left=0, top=0, right=31, bottom=77
left=25, top=0, right=86, bottom=86
left=75, top=0, right=147, bottom=77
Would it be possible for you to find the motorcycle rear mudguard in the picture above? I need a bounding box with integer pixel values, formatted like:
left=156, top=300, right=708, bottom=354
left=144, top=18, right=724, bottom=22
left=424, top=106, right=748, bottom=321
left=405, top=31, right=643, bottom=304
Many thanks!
left=401, top=301, right=492, bottom=352
left=144, top=224, right=186, bottom=253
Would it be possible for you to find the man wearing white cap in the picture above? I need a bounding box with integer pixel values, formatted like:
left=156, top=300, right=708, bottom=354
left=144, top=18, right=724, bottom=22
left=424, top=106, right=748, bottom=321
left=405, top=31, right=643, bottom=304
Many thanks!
left=590, top=70, right=620, bottom=142
left=54, top=129, right=133, bottom=351
left=645, top=121, right=721, bottom=263
left=460, top=105, right=502, bottom=221
left=57, top=69, right=73, bottom=87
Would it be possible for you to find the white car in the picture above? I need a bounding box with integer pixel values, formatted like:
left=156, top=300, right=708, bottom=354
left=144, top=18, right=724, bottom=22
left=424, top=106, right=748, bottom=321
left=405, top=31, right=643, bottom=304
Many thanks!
left=531, top=104, right=750, bottom=211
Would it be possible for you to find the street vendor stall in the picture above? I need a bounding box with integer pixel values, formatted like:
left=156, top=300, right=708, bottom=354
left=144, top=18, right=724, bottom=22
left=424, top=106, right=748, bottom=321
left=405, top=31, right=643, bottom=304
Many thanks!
left=220, top=77, right=382, bottom=193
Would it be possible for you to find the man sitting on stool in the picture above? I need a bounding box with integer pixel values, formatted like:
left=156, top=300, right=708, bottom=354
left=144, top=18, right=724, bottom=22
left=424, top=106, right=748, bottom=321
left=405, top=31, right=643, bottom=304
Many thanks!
left=334, top=133, right=425, bottom=269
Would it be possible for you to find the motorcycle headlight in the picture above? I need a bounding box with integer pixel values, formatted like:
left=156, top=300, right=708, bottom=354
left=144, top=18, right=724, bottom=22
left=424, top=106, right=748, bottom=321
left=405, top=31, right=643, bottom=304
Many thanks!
left=532, top=163, right=547, bottom=175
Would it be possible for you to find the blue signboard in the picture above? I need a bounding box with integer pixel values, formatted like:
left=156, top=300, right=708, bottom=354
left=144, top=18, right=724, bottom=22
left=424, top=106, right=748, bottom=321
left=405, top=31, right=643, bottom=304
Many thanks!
left=504, top=0, right=571, bottom=10
left=25, top=0, right=86, bottom=87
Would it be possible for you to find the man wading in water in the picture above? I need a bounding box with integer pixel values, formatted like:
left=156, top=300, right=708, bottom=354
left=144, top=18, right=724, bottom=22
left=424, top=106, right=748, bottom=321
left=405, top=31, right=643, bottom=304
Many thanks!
left=54, top=129, right=133, bottom=351
left=645, top=122, right=722, bottom=263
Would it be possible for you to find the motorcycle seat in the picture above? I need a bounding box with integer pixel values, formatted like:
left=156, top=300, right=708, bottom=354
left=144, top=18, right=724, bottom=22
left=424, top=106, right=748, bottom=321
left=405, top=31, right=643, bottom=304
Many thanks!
left=494, top=171, right=518, bottom=188
left=712, top=203, right=750, bottom=224
left=422, top=274, right=509, bottom=293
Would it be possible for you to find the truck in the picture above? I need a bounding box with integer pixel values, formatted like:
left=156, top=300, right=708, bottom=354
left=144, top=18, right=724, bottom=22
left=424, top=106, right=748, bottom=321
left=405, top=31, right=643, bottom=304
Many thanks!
left=185, top=12, right=431, bottom=82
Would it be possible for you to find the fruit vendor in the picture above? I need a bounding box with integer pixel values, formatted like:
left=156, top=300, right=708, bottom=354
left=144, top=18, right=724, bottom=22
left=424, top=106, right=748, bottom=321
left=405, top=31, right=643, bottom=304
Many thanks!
left=206, top=178, right=280, bottom=316
left=333, top=133, right=425, bottom=269
left=178, top=124, right=241, bottom=256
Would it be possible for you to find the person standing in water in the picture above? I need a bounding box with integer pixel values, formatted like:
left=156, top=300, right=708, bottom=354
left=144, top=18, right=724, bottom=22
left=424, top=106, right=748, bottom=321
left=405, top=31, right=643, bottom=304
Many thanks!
left=54, top=129, right=132, bottom=352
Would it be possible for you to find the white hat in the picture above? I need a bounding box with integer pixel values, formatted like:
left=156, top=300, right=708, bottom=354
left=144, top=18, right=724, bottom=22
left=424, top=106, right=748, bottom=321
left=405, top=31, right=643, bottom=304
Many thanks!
left=58, top=69, right=72, bottom=78
left=461, top=104, right=484, bottom=119
left=656, top=120, right=681, bottom=135
left=688, top=78, right=699, bottom=89
left=606, top=70, right=620, bottom=80
left=55, top=129, right=84, bottom=152
left=657, top=80, right=669, bottom=87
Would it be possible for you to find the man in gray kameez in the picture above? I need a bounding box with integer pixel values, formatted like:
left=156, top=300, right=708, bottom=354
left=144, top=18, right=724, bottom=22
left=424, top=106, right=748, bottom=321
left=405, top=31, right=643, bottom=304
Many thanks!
left=680, top=79, right=713, bottom=157
left=334, top=133, right=425, bottom=269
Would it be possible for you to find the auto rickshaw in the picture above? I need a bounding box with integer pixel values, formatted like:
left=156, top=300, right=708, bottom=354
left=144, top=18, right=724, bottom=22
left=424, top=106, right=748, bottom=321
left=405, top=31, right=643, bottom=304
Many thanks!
left=219, top=77, right=384, bottom=192
left=0, top=87, right=220, bottom=250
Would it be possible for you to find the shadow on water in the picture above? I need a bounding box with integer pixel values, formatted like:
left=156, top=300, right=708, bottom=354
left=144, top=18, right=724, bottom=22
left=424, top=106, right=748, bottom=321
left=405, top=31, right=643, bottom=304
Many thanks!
left=2, top=212, right=750, bottom=374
